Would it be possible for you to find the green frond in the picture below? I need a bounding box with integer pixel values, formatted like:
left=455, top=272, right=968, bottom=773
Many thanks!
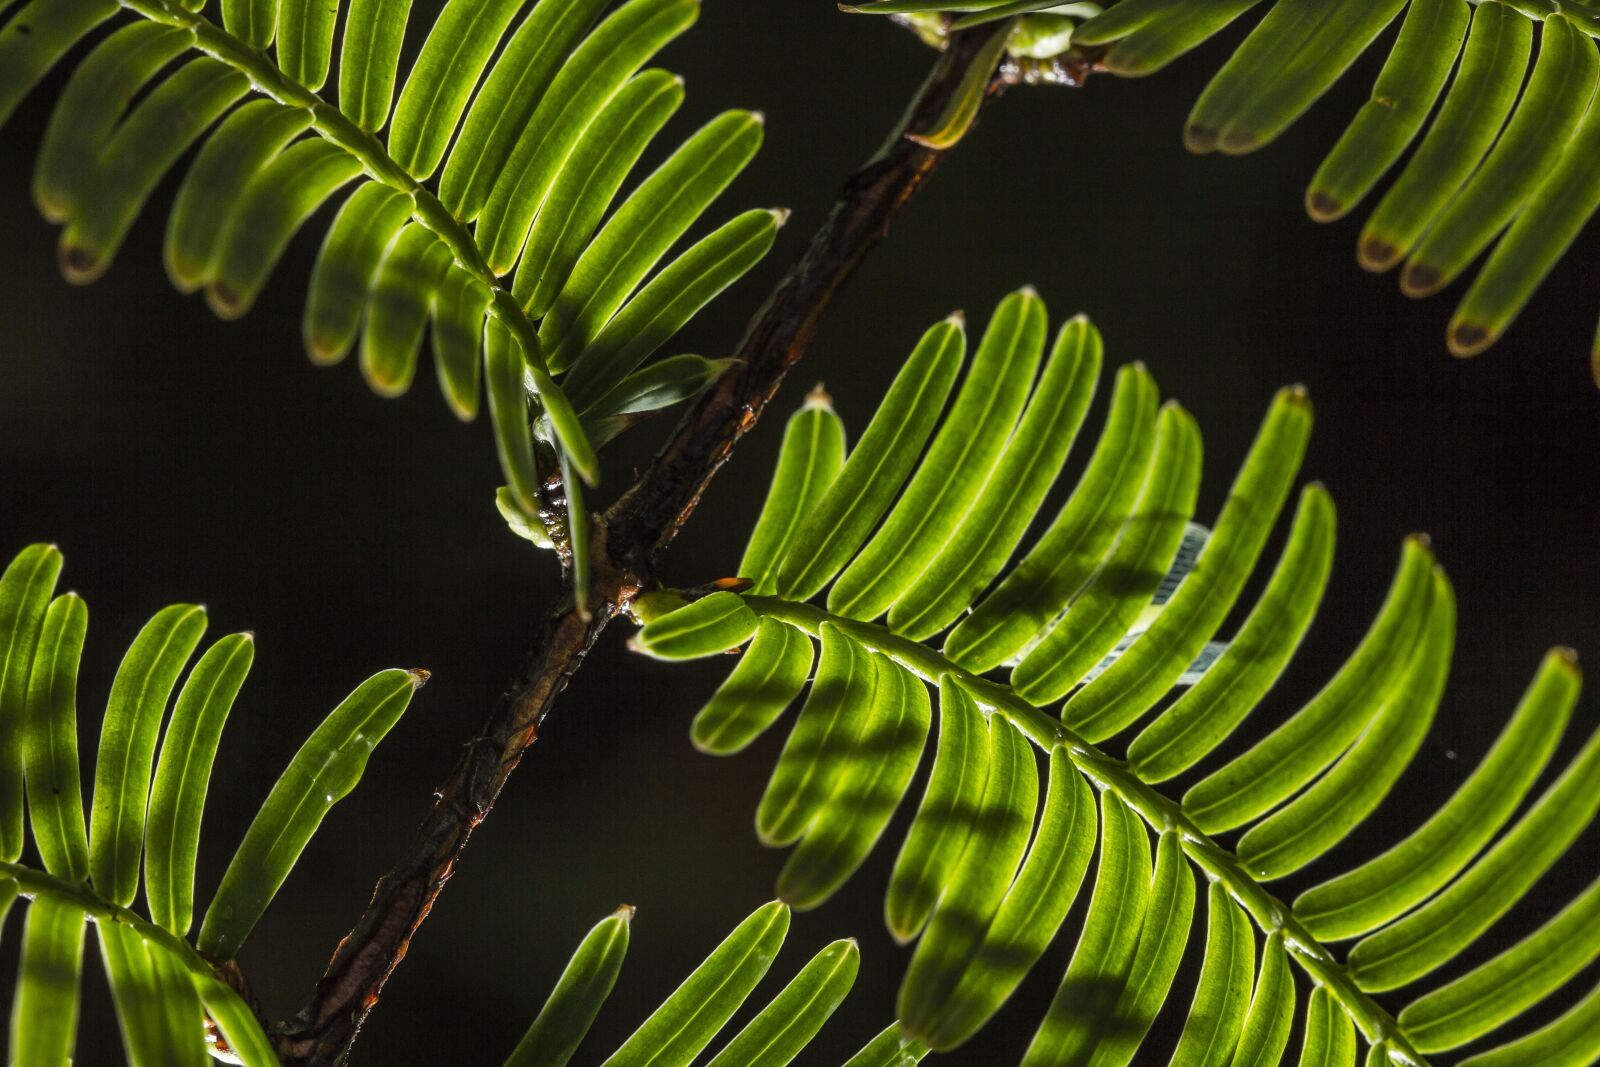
left=1, top=0, right=779, bottom=591
left=632, top=290, right=1600, bottom=1065
left=0, top=543, right=425, bottom=1066
left=856, top=0, right=1600, bottom=372
left=504, top=899, right=863, bottom=1067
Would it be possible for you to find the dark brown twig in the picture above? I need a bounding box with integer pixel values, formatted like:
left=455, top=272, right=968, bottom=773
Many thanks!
left=276, top=23, right=1012, bottom=1066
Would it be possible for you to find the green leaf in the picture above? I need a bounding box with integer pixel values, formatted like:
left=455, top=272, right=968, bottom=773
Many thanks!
left=692, top=619, right=814, bottom=755
left=484, top=319, right=544, bottom=515
left=1294, top=646, right=1580, bottom=941
left=885, top=678, right=987, bottom=943
left=207, top=140, right=365, bottom=319
left=2, top=543, right=63, bottom=862
left=583, top=354, right=735, bottom=425
left=1348, top=719, right=1600, bottom=992
left=166, top=100, right=314, bottom=295
left=539, top=109, right=764, bottom=371
left=99, top=922, right=193, bottom=1067
left=275, top=0, right=339, bottom=89
left=147, top=944, right=208, bottom=1067
left=390, top=0, right=529, bottom=179
left=1009, top=401, right=1202, bottom=704
left=302, top=181, right=417, bottom=363
left=1306, top=0, right=1469, bottom=221
left=90, top=603, right=208, bottom=907
left=776, top=654, right=929, bottom=909
left=194, top=970, right=281, bottom=1067
left=59, top=58, right=249, bottom=283
left=741, top=395, right=847, bottom=596
left=1075, top=0, right=1265, bottom=77
left=1296, top=987, right=1356, bottom=1067
left=1183, top=535, right=1434, bottom=833
left=1457, top=978, right=1600, bottom=1067
left=560, top=208, right=780, bottom=408
left=634, top=591, right=759, bottom=661
left=561, top=445, right=592, bottom=611
left=0, top=0, right=118, bottom=132
left=756, top=625, right=875, bottom=845
left=223, top=0, right=277, bottom=49
left=945, top=362, right=1157, bottom=673
left=146, top=632, right=254, bottom=937
left=1185, top=0, right=1409, bottom=154
left=438, top=0, right=611, bottom=219
left=32, top=22, right=190, bottom=225
left=830, top=290, right=1042, bottom=623
left=1064, top=384, right=1311, bottom=741
left=1092, top=829, right=1197, bottom=1067
left=1236, top=567, right=1454, bottom=881
left=1170, top=882, right=1255, bottom=1067
left=1020, top=790, right=1151, bottom=1066
left=512, top=68, right=686, bottom=318
left=528, top=357, right=600, bottom=487
left=1401, top=873, right=1600, bottom=1052
left=476, top=0, right=700, bottom=273
left=888, top=313, right=1101, bottom=641
left=600, top=899, right=790, bottom=1067
left=338, top=0, right=412, bottom=131
left=842, top=1022, right=930, bottom=1067
left=431, top=267, right=493, bottom=419
left=907, top=16, right=1017, bottom=149
left=1128, top=482, right=1335, bottom=782
left=704, top=938, right=859, bottom=1067
left=1450, top=65, right=1600, bottom=355
left=505, top=906, right=631, bottom=1067
left=198, top=667, right=422, bottom=957
left=497, top=485, right=555, bottom=548
left=917, top=748, right=1095, bottom=1049
left=361, top=224, right=456, bottom=397
left=900, top=713, right=1037, bottom=1039
left=1230, top=932, right=1295, bottom=1067
left=1357, top=2, right=1531, bottom=272
left=775, top=318, right=963, bottom=601
left=1402, top=12, right=1599, bottom=297
left=10, top=897, right=86, bottom=1065
left=23, top=593, right=90, bottom=882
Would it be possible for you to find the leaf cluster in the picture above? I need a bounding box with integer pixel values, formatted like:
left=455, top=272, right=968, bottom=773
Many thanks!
left=637, top=289, right=1600, bottom=1066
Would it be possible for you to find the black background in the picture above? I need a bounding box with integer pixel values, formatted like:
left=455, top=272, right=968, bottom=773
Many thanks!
left=2, top=2, right=1599, bottom=1064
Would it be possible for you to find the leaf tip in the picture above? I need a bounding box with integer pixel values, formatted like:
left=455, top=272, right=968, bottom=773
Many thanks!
left=1448, top=319, right=1495, bottom=358
left=1184, top=123, right=1219, bottom=153
left=207, top=282, right=247, bottom=320
left=408, top=668, right=432, bottom=689
left=1400, top=262, right=1444, bottom=299
left=612, top=903, right=637, bottom=924
left=1359, top=235, right=1400, bottom=273
left=59, top=242, right=105, bottom=285
left=805, top=382, right=834, bottom=409
left=1306, top=188, right=1344, bottom=222
left=769, top=207, right=792, bottom=227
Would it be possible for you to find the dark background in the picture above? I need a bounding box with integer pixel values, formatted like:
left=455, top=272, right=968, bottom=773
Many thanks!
left=2, top=3, right=1598, bottom=1064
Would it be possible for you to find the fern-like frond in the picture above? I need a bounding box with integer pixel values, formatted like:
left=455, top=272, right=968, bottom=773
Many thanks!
left=0, top=0, right=778, bottom=555
left=853, top=1, right=1600, bottom=379
left=503, top=899, right=867, bottom=1067
left=0, top=542, right=424, bottom=1065
left=631, top=289, right=1599, bottom=1065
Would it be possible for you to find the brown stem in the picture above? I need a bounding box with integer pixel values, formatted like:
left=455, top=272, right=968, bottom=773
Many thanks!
left=276, top=23, right=1011, bottom=1066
